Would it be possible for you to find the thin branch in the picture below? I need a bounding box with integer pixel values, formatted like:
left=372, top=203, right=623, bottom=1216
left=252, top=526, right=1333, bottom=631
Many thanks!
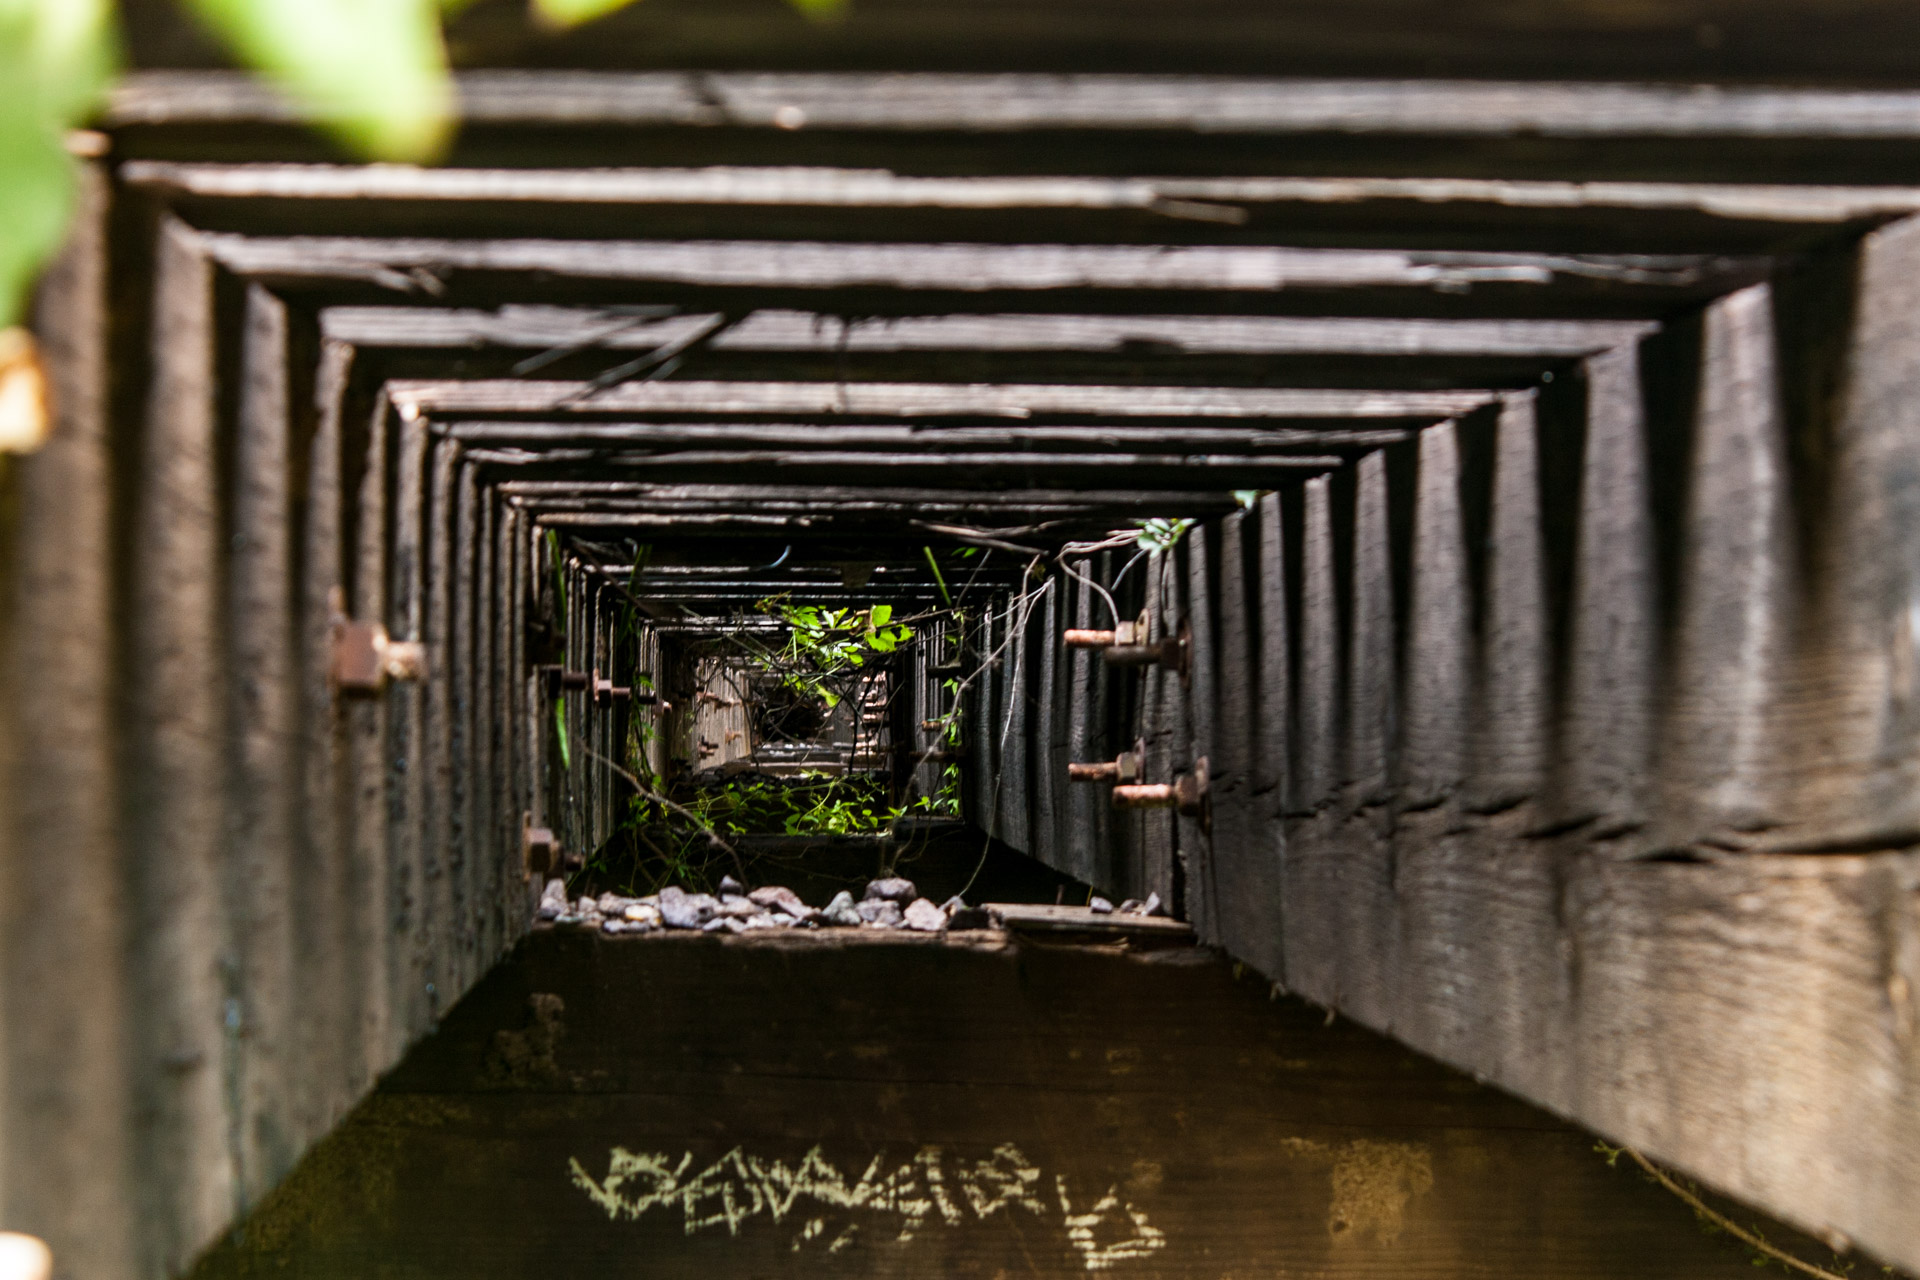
left=1622, top=1148, right=1848, bottom=1280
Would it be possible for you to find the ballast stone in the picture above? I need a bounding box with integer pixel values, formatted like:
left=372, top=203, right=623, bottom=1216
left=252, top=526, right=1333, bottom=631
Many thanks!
left=903, top=898, right=947, bottom=932
left=863, top=877, right=917, bottom=904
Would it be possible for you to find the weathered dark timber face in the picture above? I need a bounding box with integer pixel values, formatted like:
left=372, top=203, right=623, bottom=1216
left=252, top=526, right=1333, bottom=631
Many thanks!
left=190, top=931, right=1786, bottom=1280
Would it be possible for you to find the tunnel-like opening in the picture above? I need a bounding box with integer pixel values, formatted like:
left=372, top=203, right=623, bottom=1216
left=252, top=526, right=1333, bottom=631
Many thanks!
left=15, top=40, right=1920, bottom=1280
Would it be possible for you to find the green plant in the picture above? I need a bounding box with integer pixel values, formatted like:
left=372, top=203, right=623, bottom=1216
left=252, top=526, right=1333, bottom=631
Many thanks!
left=1135, top=517, right=1194, bottom=551
left=757, top=597, right=913, bottom=709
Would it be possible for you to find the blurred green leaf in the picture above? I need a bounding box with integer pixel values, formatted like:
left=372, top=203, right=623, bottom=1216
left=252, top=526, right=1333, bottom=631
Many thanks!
left=869, top=604, right=892, bottom=627
left=531, top=0, right=641, bottom=27
left=786, top=0, right=848, bottom=21
left=187, top=0, right=453, bottom=161
left=0, top=0, right=115, bottom=328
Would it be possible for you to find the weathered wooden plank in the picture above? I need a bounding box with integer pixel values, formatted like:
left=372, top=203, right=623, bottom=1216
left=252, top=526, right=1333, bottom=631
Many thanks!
left=1557, top=341, right=1655, bottom=833
left=2, top=164, right=137, bottom=1280
left=127, top=216, right=235, bottom=1276
left=452, top=458, right=483, bottom=992
left=1207, top=512, right=1275, bottom=970
left=105, top=70, right=1920, bottom=139
left=1293, top=477, right=1341, bottom=812
left=397, top=378, right=1488, bottom=421
left=1400, top=420, right=1472, bottom=808
left=1747, top=212, right=1920, bottom=852
left=297, top=338, right=355, bottom=1160
left=320, top=303, right=1653, bottom=358
left=207, top=233, right=1747, bottom=301
left=1466, top=391, right=1551, bottom=812
left=390, top=414, right=434, bottom=1040
left=229, top=284, right=301, bottom=1208
left=448, top=422, right=1411, bottom=454
left=1179, top=527, right=1219, bottom=937
left=1649, top=284, right=1792, bottom=848
left=459, top=448, right=1344, bottom=486
left=123, top=160, right=1920, bottom=228
left=1345, top=451, right=1396, bottom=807
left=350, top=390, right=397, bottom=1078
left=424, top=438, right=461, bottom=1020
left=1031, top=578, right=1063, bottom=871
left=1247, top=493, right=1291, bottom=981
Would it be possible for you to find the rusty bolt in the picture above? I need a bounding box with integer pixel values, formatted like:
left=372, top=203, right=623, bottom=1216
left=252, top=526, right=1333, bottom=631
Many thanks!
left=592, top=670, right=631, bottom=704
left=1068, top=740, right=1145, bottom=784
left=538, top=665, right=592, bottom=700
left=1111, top=757, right=1210, bottom=819
left=330, top=607, right=429, bottom=696
left=523, top=813, right=561, bottom=879
left=1064, top=617, right=1189, bottom=676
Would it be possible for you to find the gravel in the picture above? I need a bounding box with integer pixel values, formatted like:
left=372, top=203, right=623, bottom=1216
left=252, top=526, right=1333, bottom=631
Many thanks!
left=903, top=898, right=947, bottom=932
left=856, top=899, right=903, bottom=927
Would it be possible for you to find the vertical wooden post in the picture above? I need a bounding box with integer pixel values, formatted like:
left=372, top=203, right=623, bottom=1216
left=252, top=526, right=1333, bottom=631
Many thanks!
left=1469, top=392, right=1550, bottom=812
left=1560, top=341, right=1656, bottom=833
left=128, top=215, right=235, bottom=1277
left=2, top=164, right=138, bottom=1280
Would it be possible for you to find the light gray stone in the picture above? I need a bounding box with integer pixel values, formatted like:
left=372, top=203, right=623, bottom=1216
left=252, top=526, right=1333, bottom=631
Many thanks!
left=903, top=898, right=947, bottom=932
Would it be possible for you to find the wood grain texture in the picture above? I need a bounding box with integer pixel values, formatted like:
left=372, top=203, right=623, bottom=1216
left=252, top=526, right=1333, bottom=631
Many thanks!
left=1467, top=392, right=1550, bottom=813
left=1557, top=341, right=1655, bottom=834
left=229, top=285, right=300, bottom=1208
left=128, top=216, right=235, bottom=1278
left=1293, top=478, right=1341, bottom=812
left=1279, top=801, right=1920, bottom=1276
left=1178, top=529, right=1217, bottom=940
left=1399, top=422, right=1471, bottom=809
left=1346, top=452, right=1395, bottom=808
left=3, top=165, right=138, bottom=1280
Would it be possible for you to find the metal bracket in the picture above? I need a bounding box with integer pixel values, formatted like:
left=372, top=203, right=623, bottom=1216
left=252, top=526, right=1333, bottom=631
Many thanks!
left=1068, top=739, right=1146, bottom=784
left=329, top=591, right=428, bottom=695
left=1111, top=756, right=1210, bottom=825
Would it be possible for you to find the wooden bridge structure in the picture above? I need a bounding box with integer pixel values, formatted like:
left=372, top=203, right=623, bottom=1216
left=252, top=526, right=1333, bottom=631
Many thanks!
left=8, top=0, right=1920, bottom=1275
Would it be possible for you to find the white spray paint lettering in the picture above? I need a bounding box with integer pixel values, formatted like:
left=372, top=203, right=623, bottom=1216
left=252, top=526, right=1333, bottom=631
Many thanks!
left=568, top=1142, right=1166, bottom=1271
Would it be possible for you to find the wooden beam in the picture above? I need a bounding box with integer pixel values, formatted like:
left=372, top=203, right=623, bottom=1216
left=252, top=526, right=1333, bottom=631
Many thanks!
left=324, top=305, right=1652, bottom=358
left=130, top=160, right=1920, bottom=227
left=205, top=233, right=1758, bottom=299
left=393, top=378, right=1492, bottom=420
left=108, top=71, right=1920, bottom=140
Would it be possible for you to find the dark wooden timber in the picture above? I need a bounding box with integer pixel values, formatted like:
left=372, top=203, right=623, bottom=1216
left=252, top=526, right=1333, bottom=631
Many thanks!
left=186, top=929, right=1811, bottom=1280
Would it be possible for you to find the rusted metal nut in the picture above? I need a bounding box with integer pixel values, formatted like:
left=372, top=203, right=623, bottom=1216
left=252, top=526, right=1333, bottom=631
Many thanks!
left=1111, top=757, right=1209, bottom=818
left=538, top=664, right=592, bottom=699
left=591, top=670, right=631, bottom=704
left=1068, top=740, right=1145, bottom=783
left=331, top=615, right=429, bottom=694
left=523, top=813, right=561, bottom=879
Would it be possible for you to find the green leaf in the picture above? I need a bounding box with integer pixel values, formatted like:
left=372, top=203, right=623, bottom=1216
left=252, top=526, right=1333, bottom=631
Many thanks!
left=531, top=0, right=642, bottom=26
left=0, top=0, right=116, bottom=329
left=869, top=604, right=892, bottom=627
left=187, top=0, right=453, bottom=161
left=553, top=699, right=571, bottom=770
